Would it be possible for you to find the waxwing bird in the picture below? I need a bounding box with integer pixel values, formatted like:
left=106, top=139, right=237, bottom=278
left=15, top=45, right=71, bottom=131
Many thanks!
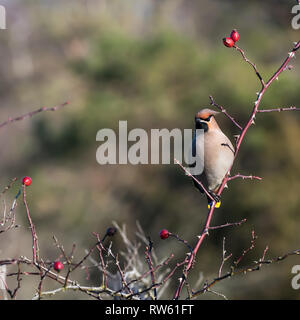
left=190, top=108, right=235, bottom=208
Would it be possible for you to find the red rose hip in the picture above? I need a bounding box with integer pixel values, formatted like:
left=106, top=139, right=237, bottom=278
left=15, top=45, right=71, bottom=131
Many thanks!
left=22, top=176, right=32, bottom=186
left=223, top=37, right=235, bottom=48
left=230, top=29, right=239, bottom=42
left=160, top=229, right=170, bottom=240
left=53, top=261, right=64, bottom=272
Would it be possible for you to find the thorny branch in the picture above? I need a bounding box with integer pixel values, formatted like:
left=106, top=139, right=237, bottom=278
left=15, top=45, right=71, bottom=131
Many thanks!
left=208, top=218, right=247, bottom=231
left=174, top=40, right=300, bottom=299
left=190, top=248, right=300, bottom=300
left=227, top=174, right=262, bottom=182
left=257, top=106, right=300, bottom=113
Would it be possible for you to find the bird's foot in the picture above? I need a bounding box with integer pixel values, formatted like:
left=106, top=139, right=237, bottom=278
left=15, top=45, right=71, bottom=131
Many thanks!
left=207, top=192, right=221, bottom=209
left=208, top=201, right=221, bottom=209
left=209, top=191, right=221, bottom=203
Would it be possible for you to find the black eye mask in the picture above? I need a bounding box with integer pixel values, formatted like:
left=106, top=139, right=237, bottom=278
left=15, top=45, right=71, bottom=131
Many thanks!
left=195, top=118, right=209, bottom=132
left=201, top=115, right=213, bottom=122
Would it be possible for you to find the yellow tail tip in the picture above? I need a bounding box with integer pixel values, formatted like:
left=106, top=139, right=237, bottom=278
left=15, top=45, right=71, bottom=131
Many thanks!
left=208, top=201, right=221, bottom=209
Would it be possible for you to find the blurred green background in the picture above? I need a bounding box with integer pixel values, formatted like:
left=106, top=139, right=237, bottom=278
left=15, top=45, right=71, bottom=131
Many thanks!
left=0, top=0, right=300, bottom=299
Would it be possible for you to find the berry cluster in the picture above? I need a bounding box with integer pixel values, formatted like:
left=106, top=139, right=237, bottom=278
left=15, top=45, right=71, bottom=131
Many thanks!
left=223, top=29, right=239, bottom=48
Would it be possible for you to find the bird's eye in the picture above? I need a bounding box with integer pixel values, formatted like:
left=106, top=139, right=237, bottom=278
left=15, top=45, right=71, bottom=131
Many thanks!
left=201, top=115, right=212, bottom=122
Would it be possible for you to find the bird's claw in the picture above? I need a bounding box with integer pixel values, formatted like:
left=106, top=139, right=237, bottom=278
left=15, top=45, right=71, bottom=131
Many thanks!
left=209, top=192, right=221, bottom=203
left=208, top=200, right=221, bottom=209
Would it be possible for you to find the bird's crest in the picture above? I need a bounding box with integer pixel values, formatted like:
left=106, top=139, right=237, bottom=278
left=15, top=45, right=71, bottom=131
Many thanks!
left=195, top=108, right=219, bottom=120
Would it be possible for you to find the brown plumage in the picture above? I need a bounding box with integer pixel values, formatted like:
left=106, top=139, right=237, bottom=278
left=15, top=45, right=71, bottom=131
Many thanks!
left=191, top=108, right=235, bottom=205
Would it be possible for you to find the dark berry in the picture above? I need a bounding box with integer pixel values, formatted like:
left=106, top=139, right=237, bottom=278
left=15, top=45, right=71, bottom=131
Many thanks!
left=106, top=227, right=117, bottom=237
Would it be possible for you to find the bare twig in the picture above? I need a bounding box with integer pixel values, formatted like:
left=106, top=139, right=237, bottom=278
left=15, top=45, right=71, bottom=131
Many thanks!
left=7, top=261, right=22, bottom=299
left=0, top=183, right=21, bottom=233
left=96, top=241, right=108, bottom=290
left=0, top=102, right=69, bottom=130
left=257, top=245, right=269, bottom=268
left=169, top=233, right=193, bottom=253
left=233, top=45, right=265, bottom=88
left=53, top=236, right=70, bottom=263
left=37, top=265, right=52, bottom=300
left=145, top=238, right=157, bottom=300
left=209, top=218, right=247, bottom=230
left=218, top=238, right=232, bottom=278
left=174, top=159, right=215, bottom=202
left=22, top=185, right=39, bottom=264
left=257, top=106, right=300, bottom=113
left=209, top=95, right=243, bottom=130
left=228, top=174, right=262, bottom=181
left=1, top=178, right=17, bottom=197
left=234, top=230, right=257, bottom=266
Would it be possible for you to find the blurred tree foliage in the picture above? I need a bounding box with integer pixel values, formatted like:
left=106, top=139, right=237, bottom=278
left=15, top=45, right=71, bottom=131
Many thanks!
left=0, top=0, right=300, bottom=299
